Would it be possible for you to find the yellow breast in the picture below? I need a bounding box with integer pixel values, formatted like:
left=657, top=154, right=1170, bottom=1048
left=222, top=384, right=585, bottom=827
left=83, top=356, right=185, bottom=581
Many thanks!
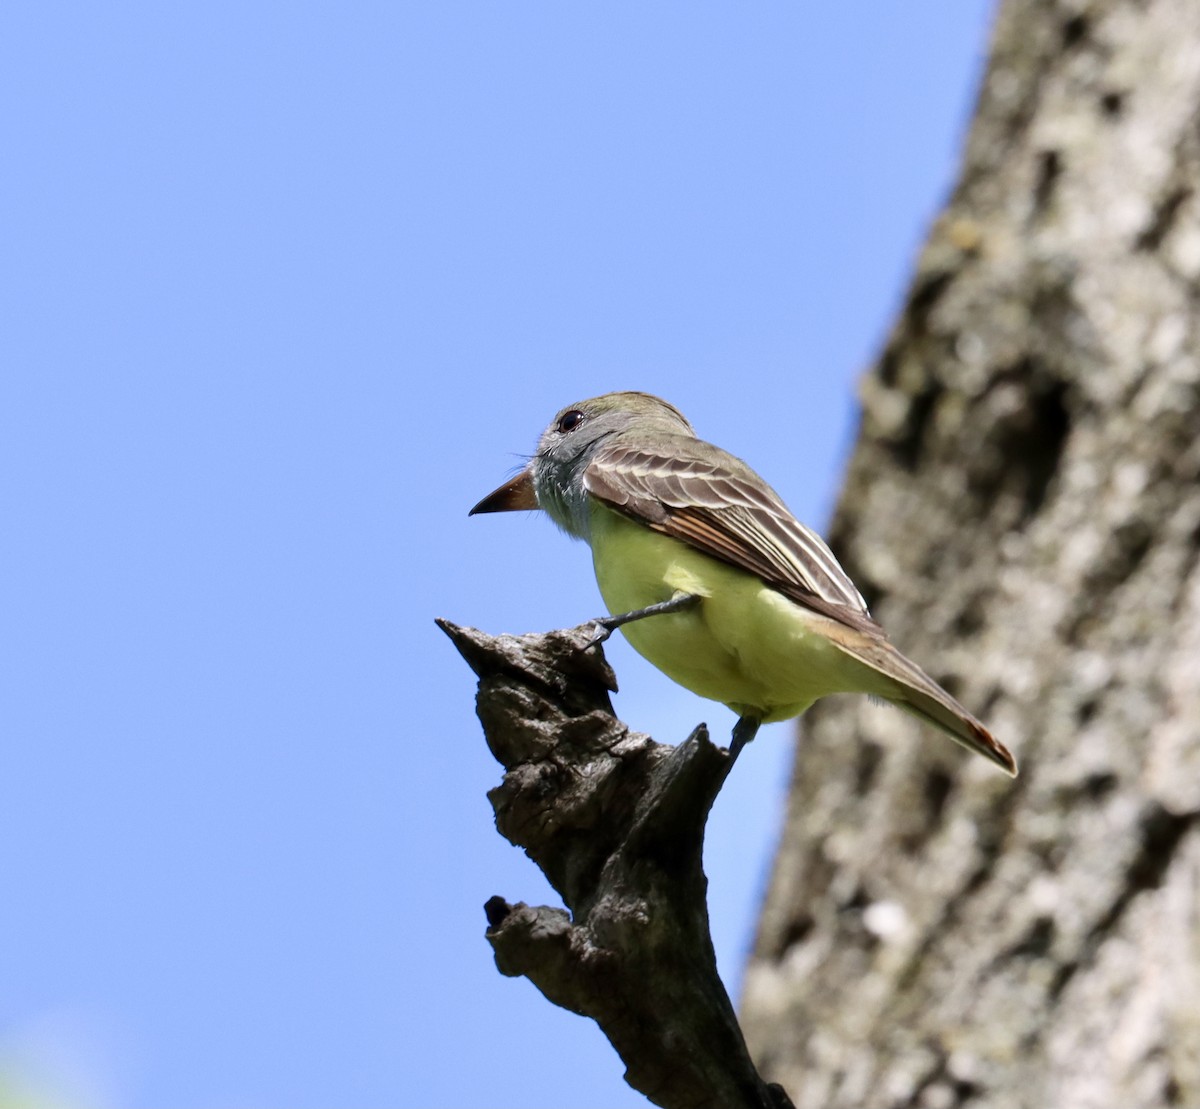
left=587, top=504, right=868, bottom=722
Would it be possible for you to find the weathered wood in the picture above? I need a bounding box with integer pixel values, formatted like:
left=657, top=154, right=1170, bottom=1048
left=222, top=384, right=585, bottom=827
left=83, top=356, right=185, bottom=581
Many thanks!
left=438, top=618, right=794, bottom=1109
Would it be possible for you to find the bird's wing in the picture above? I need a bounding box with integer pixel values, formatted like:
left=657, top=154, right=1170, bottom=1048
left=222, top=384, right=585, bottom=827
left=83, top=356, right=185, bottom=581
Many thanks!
left=584, top=436, right=878, bottom=634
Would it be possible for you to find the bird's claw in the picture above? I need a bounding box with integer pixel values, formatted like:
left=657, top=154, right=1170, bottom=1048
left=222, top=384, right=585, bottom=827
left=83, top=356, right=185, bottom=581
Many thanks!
left=584, top=618, right=616, bottom=650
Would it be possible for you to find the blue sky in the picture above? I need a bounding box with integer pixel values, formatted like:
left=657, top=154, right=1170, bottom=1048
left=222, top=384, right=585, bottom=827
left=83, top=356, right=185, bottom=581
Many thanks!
left=2, top=3, right=993, bottom=1106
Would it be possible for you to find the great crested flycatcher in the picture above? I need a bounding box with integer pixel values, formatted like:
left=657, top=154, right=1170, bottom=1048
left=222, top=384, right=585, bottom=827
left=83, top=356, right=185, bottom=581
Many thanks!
left=471, top=391, right=1016, bottom=775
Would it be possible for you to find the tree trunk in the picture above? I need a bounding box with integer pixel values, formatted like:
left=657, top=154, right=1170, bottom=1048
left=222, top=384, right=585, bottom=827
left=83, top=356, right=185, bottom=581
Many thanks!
left=742, top=2, right=1200, bottom=1107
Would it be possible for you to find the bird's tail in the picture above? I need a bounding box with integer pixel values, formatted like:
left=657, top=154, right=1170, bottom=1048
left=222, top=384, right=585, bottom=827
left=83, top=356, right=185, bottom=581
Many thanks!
left=826, top=624, right=1017, bottom=776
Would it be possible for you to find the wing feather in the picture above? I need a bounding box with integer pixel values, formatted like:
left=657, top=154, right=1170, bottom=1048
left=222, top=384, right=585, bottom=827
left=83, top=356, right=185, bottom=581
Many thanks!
left=584, top=437, right=876, bottom=633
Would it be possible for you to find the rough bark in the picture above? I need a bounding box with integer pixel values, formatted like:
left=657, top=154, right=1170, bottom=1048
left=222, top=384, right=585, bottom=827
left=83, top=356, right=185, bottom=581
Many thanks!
left=437, top=619, right=793, bottom=1109
left=742, top=2, right=1200, bottom=1107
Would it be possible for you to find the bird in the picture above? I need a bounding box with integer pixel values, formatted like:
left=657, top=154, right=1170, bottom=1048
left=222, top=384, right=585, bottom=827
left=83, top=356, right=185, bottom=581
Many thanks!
left=470, top=390, right=1016, bottom=775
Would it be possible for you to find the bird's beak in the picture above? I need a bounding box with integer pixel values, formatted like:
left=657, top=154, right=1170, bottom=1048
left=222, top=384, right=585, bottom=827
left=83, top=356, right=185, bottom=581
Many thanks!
left=469, top=468, right=539, bottom=515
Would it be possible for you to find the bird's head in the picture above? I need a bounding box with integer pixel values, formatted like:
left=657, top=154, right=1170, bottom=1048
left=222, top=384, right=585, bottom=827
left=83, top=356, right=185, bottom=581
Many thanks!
left=470, top=391, right=693, bottom=538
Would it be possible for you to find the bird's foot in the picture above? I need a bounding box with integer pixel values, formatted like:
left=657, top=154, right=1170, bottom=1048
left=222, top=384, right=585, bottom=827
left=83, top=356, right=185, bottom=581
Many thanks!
left=583, top=593, right=701, bottom=650
left=727, top=717, right=761, bottom=766
left=585, top=620, right=616, bottom=649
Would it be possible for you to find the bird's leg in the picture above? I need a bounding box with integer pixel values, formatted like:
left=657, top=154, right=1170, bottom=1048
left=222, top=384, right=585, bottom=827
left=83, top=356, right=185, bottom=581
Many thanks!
left=728, top=716, right=760, bottom=765
left=586, top=592, right=701, bottom=648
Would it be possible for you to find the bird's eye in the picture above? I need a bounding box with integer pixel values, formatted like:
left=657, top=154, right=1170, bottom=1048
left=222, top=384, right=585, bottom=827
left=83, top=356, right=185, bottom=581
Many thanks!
left=556, top=410, right=585, bottom=433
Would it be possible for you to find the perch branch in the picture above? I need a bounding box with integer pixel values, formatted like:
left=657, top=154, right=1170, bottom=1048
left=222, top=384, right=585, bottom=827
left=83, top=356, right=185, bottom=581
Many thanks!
left=437, top=617, right=794, bottom=1109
